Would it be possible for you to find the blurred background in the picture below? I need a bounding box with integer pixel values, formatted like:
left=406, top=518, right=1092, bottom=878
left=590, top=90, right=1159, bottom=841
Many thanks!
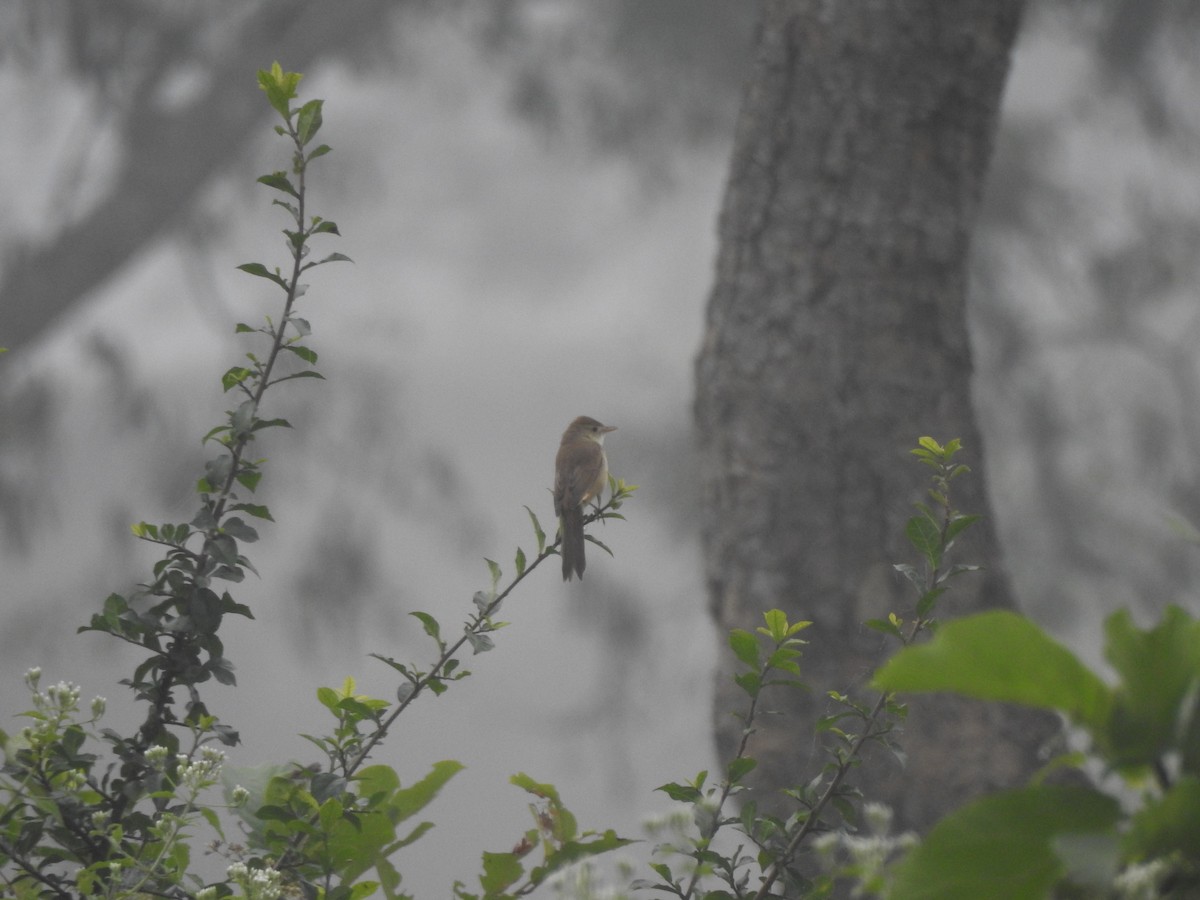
left=1, top=0, right=1199, bottom=893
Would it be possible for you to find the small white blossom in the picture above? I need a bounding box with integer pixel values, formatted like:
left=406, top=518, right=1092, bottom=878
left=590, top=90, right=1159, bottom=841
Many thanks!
left=812, top=830, right=841, bottom=864
left=228, top=861, right=282, bottom=900
left=46, top=681, right=80, bottom=709
left=863, top=802, right=893, bottom=835
left=179, top=747, right=226, bottom=790
left=1115, top=859, right=1171, bottom=900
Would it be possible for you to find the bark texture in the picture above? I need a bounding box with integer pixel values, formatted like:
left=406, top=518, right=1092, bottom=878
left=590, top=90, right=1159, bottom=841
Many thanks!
left=694, top=0, right=1056, bottom=830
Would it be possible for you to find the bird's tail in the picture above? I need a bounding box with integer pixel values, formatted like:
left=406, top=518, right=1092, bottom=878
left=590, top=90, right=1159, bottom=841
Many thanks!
left=560, top=505, right=586, bottom=581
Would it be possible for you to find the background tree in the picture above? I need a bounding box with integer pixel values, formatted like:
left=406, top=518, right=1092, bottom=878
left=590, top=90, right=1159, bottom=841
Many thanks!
left=694, top=0, right=1058, bottom=829
left=0, top=0, right=396, bottom=350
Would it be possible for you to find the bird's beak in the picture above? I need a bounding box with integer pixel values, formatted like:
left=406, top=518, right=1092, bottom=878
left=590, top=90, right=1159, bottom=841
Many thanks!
left=602, top=425, right=617, bottom=433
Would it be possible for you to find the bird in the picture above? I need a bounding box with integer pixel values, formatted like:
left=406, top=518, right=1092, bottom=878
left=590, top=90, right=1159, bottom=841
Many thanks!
left=553, top=416, right=617, bottom=581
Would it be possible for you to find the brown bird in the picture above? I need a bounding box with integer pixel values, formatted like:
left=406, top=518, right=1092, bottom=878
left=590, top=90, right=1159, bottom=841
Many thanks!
left=553, top=416, right=617, bottom=581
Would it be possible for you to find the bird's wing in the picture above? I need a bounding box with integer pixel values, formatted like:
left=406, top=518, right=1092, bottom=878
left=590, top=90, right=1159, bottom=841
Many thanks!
left=555, top=443, right=604, bottom=512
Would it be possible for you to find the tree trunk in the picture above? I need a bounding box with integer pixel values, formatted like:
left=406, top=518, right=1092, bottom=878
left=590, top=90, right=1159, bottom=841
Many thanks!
left=694, top=0, right=1056, bottom=831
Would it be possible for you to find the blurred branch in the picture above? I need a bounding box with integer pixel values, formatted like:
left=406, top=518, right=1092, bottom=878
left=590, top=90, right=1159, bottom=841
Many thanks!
left=0, top=0, right=396, bottom=352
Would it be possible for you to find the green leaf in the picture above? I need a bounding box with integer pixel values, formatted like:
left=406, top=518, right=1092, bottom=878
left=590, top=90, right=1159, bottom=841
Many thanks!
left=301, top=251, right=353, bottom=271
left=272, top=199, right=300, bottom=222
left=1103, top=605, right=1200, bottom=769
left=465, top=631, right=494, bottom=654
left=380, top=759, right=464, bottom=822
left=520, top=508, right=549, bottom=556
left=205, top=534, right=239, bottom=568
left=230, top=502, right=274, bottom=521
left=192, top=506, right=218, bottom=532
left=316, top=686, right=340, bottom=711
left=256, top=62, right=302, bottom=119
left=284, top=344, right=318, bottom=364
left=257, top=172, right=299, bottom=198
left=222, top=366, right=253, bottom=392
left=530, top=830, right=634, bottom=885
left=915, top=586, right=946, bottom=618
left=873, top=610, right=1111, bottom=732
left=905, top=514, right=942, bottom=567
left=236, top=262, right=288, bottom=290
left=319, top=762, right=461, bottom=888
left=866, top=617, right=904, bottom=639
left=893, top=563, right=923, bottom=590
left=1123, top=776, right=1200, bottom=860
left=208, top=656, right=237, bottom=686
left=915, top=436, right=945, bottom=456
left=767, top=646, right=802, bottom=675
left=251, top=417, right=292, bottom=433
left=411, top=611, right=441, bottom=642
left=734, top=671, right=760, bottom=696
left=943, top=514, right=981, bottom=545
left=231, top=399, right=256, bottom=436
left=656, top=781, right=702, bottom=804
left=237, top=469, right=263, bottom=492
left=296, top=98, right=324, bottom=145
left=510, top=772, right=560, bottom=802
left=479, top=851, right=524, bottom=895
left=514, top=546, right=526, bottom=577
left=890, top=785, right=1121, bottom=900
left=202, top=423, right=231, bottom=445
left=726, top=756, right=757, bottom=784
left=269, top=369, right=326, bottom=386
left=523, top=508, right=547, bottom=556
left=584, top=533, right=613, bottom=557
left=728, top=629, right=759, bottom=668
left=935, top=563, right=983, bottom=585
left=222, top=517, right=259, bottom=543
left=205, top=455, right=233, bottom=489
left=761, top=609, right=789, bottom=642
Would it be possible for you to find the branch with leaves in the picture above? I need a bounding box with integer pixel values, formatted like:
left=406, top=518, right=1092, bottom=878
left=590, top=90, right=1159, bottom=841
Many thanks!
left=258, top=475, right=638, bottom=892
left=635, top=438, right=981, bottom=900
left=0, top=62, right=347, bottom=900
left=83, top=61, right=348, bottom=761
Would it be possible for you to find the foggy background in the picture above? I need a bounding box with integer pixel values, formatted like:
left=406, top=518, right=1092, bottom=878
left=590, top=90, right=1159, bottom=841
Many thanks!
left=1, top=1, right=1198, bottom=893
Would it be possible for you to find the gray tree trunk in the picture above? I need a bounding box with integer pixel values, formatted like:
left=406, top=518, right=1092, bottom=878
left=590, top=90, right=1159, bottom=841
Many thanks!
left=694, top=0, right=1056, bottom=831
